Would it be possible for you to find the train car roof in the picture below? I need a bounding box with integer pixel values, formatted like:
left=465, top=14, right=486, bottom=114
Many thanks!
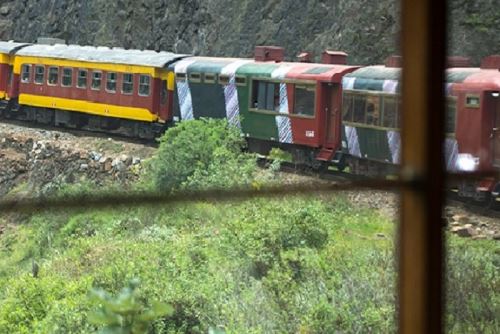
left=0, top=41, right=31, bottom=54
left=15, top=43, right=188, bottom=68
left=169, top=56, right=358, bottom=82
left=343, top=65, right=492, bottom=94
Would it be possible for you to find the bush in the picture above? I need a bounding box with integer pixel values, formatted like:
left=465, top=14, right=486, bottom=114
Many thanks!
left=147, top=119, right=252, bottom=192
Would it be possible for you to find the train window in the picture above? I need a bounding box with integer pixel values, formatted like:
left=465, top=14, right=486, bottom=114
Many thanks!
left=235, top=76, right=247, bottom=86
left=353, top=95, right=366, bottom=123
left=218, top=75, right=230, bottom=85
left=445, top=97, right=457, bottom=134
left=160, top=80, right=168, bottom=104
left=91, top=71, right=102, bottom=90
left=293, top=85, right=315, bottom=116
left=382, top=96, right=398, bottom=128
left=176, top=73, right=186, bottom=81
left=77, top=70, right=87, bottom=89
left=465, top=94, right=480, bottom=108
left=139, top=75, right=151, bottom=96
left=251, top=80, right=279, bottom=112
left=204, top=73, right=216, bottom=84
left=47, top=67, right=59, bottom=86
left=122, top=73, right=133, bottom=95
left=34, top=66, right=45, bottom=85
left=106, top=72, right=117, bottom=93
left=21, top=64, right=31, bottom=83
left=365, top=96, right=381, bottom=126
left=62, top=68, right=73, bottom=87
left=342, top=94, right=354, bottom=122
left=189, top=73, right=201, bottom=83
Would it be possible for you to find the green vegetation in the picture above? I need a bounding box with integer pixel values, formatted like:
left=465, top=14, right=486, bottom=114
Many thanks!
left=0, top=120, right=497, bottom=333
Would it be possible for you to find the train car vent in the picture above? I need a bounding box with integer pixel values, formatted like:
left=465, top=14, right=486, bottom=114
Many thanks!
left=385, top=55, right=402, bottom=67
left=447, top=56, right=471, bottom=68
left=254, top=46, right=285, bottom=63
left=321, top=51, right=348, bottom=65
left=297, top=52, right=312, bottom=63
left=480, top=55, right=500, bottom=70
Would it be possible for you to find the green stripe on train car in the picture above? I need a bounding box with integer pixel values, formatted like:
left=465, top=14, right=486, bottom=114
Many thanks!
left=356, top=127, right=392, bottom=162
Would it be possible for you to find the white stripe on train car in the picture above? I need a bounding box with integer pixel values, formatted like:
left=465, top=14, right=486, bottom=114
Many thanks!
left=220, top=60, right=252, bottom=129
left=174, top=58, right=197, bottom=121
left=271, top=65, right=293, bottom=144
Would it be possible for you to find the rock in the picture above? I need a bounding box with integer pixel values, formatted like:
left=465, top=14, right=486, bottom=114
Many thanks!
left=451, top=226, right=476, bottom=238
left=452, top=215, right=470, bottom=225
left=493, top=233, right=500, bottom=241
left=112, top=158, right=126, bottom=172
left=0, top=6, right=9, bottom=16
left=79, top=163, right=89, bottom=171
left=132, top=157, right=141, bottom=165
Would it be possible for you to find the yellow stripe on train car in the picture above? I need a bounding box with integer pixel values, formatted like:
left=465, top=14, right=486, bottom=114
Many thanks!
left=19, top=94, right=158, bottom=122
left=0, top=54, right=11, bottom=65
left=13, top=56, right=168, bottom=78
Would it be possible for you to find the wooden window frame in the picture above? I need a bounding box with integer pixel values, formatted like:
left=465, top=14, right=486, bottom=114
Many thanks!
left=189, top=72, right=201, bottom=83
left=34, top=65, right=45, bottom=85
left=91, top=71, right=102, bottom=91
left=20, top=64, right=31, bottom=83
left=77, top=69, right=88, bottom=89
left=465, top=94, right=480, bottom=108
left=138, top=74, right=151, bottom=97
left=121, top=73, right=134, bottom=95
left=47, top=66, right=59, bottom=86
left=105, top=72, right=117, bottom=93
left=203, top=73, right=216, bottom=84
left=61, top=68, right=73, bottom=88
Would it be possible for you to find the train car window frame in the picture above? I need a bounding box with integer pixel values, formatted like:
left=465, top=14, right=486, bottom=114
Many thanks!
left=189, top=72, right=201, bottom=83
left=34, top=65, right=45, bottom=85
left=139, top=75, right=151, bottom=97
left=293, top=84, right=316, bottom=118
left=47, top=66, right=59, bottom=86
left=465, top=94, right=480, bottom=108
left=105, top=72, right=117, bottom=93
left=342, top=93, right=354, bottom=122
left=218, top=74, right=230, bottom=85
left=176, top=73, right=186, bottom=81
left=445, top=96, right=458, bottom=135
left=21, top=64, right=31, bottom=83
left=91, top=71, right=102, bottom=91
left=250, top=79, right=280, bottom=113
left=235, top=76, right=247, bottom=87
left=203, top=73, right=216, bottom=84
left=122, top=73, right=134, bottom=95
left=365, top=95, right=381, bottom=126
left=77, top=69, right=88, bottom=89
left=382, top=95, right=399, bottom=129
left=61, top=68, right=73, bottom=88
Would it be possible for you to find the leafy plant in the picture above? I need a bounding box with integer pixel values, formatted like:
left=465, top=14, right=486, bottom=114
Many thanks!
left=88, top=279, right=173, bottom=334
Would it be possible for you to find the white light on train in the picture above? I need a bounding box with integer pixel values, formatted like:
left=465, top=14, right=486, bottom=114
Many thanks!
left=492, top=92, right=499, bottom=97
left=457, top=153, right=479, bottom=172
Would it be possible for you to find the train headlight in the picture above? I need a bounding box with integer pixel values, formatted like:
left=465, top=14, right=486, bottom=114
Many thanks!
left=456, top=153, right=479, bottom=172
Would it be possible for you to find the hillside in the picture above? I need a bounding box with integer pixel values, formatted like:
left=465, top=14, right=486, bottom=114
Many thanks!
left=0, top=0, right=498, bottom=64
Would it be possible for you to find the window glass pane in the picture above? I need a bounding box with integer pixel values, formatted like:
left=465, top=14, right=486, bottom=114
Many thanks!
left=365, top=95, right=381, bottom=125
left=383, top=97, right=397, bottom=128
left=294, top=85, right=315, bottom=116
left=122, top=73, right=133, bottom=94
left=62, top=68, right=72, bottom=87
left=77, top=70, right=87, bottom=88
left=92, top=72, right=102, bottom=90
left=21, top=65, right=31, bottom=83
left=266, top=83, right=278, bottom=111
left=139, top=75, right=150, bottom=96
left=353, top=95, right=366, bottom=123
left=106, top=72, right=116, bottom=92
left=445, top=98, right=457, bottom=134
left=257, top=81, right=267, bottom=109
left=48, top=67, right=58, bottom=85
left=34, top=66, right=45, bottom=84
left=343, top=94, right=354, bottom=122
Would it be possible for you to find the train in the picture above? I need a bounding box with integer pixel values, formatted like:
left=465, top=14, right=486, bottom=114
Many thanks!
left=0, top=40, right=499, bottom=201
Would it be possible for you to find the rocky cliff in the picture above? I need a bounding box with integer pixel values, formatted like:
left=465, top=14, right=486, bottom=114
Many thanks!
left=0, top=0, right=498, bottom=65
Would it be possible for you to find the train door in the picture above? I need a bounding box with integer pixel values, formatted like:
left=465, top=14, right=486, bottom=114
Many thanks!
left=492, top=93, right=500, bottom=167
left=322, top=83, right=341, bottom=149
